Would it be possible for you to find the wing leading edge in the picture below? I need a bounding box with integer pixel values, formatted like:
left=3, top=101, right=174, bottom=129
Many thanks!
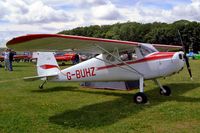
left=6, top=34, right=182, bottom=52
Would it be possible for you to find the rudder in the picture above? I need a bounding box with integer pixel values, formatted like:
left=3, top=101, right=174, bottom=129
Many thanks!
left=34, top=52, right=60, bottom=76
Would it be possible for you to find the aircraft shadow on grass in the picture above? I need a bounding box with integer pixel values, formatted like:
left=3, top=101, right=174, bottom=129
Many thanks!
left=47, top=83, right=200, bottom=129
left=31, top=86, right=78, bottom=93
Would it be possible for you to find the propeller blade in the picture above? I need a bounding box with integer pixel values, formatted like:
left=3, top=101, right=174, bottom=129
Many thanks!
left=184, top=55, right=193, bottom=79
left=178, top=30, right=193, bottom=79
left=178, top=30, right=186, bottom=53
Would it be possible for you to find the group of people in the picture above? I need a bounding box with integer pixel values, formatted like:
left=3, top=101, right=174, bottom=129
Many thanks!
left=3, top=48, right=15, bottom=71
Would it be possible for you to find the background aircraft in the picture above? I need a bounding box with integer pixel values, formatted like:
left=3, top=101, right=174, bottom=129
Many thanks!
left=0, top=52, right=31, bottom=62
left=54, top=52, right=88, bottom=65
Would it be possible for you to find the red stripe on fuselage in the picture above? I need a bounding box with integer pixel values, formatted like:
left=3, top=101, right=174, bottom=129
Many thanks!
left=97, top=52, right=175, bottom=70
left=40, top=64, right=59, bottom=69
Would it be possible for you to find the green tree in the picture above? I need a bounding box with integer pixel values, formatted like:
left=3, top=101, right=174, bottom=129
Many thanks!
left=58, top=20, right=200, bottom=52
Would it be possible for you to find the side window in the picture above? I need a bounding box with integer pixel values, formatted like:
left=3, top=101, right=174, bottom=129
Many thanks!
left=120, top=50, right=136, bottom=61
left=106, top=54, right=115, bottom=62
left=104, top=49, right=137, bottom=62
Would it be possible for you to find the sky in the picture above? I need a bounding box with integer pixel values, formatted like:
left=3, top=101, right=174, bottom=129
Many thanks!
left=0, top=0, right=200, bottom=47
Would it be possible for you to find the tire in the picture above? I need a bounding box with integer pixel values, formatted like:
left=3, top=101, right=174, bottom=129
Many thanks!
left=133, top=92, right=148, bottom=104
left=160, top=86, right=171, bottom=96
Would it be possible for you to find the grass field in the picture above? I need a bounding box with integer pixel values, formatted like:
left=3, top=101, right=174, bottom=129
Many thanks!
left=0, top=60, right=200, bottom=133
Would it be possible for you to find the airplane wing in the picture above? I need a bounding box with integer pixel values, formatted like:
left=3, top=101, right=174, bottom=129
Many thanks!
left=6, top=34, right=182, bottom=53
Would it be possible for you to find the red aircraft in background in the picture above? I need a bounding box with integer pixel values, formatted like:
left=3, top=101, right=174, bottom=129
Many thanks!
left=0, top=52, right=31, bottom=62
left=55, top=52, right=88, bottom=65
left=55, top=53, right=75, bottom=62
left=0, top=52, right=87, bottom=64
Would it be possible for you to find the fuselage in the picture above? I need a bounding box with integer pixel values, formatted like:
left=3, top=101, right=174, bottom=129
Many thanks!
left=51, top=51, right=185, bottom=82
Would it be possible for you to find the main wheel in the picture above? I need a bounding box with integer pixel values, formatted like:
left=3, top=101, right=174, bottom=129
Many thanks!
left=160, top=86, right=171, bottom=96
left=133, top=92, right=148, bottom=104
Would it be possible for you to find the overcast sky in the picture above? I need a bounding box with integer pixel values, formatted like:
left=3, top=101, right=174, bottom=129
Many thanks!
left=0, top=0, right=200, bottom=47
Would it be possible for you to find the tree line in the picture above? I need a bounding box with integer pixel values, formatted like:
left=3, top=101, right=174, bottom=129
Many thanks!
left=59, top=20, right=200, bottom=53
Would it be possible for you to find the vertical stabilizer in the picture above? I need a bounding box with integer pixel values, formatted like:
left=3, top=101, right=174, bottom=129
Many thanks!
left=35, top=52, right=60, bottom=76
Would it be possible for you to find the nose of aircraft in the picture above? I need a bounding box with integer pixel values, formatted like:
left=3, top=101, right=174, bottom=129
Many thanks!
left=172, top=51, right=185, bottom=71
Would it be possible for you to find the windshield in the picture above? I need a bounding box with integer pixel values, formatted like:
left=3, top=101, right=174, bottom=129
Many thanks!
left=139, top=43, right=158, bottom=56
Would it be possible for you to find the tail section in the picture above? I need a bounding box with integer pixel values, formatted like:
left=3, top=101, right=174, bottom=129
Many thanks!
left=36, top=52, right=60, bottom=76
left=23, top=52, right=59, bottom=82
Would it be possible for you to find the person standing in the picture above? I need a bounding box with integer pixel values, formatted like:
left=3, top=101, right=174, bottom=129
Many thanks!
left=72, top=53, right=80, bottom=65
left=75, top=53, right=80, bottom=64
left=4, top=49, right=10, bottom=71
left=9, top=49, right=15, bottom=71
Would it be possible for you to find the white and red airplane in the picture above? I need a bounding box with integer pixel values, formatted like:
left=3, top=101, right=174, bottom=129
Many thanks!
left=6, top=34, right=192, bottom=104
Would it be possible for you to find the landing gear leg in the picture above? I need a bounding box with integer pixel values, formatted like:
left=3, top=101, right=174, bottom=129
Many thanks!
left=39, top=80, right=47, bottom=89
left=154, top=79, right=171, bottom=96
left=133, top=77, right=148, bottom=104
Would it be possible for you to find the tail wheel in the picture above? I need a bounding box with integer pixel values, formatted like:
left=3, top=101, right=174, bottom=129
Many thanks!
left=39, top=85, right=43, bottom=89
left=133, top=92, right=148, bottom=104
left=61, top=62, right=66, bottom=66
left=160, top=86, right=171, bottom=96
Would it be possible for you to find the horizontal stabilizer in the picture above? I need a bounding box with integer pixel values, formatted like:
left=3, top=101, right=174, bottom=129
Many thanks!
left=23, top=74, right=58, bottom=81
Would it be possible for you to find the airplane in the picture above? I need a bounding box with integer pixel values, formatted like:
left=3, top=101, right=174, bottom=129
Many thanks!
left=0, top=53, right=31, bottom=62
left=54, top=52, right=88, bottom=65
left=6, top=33, right=192, bottom=104
left=55, top=52, right=75, bottom=61
left=54, top=52, right=75, bottom=65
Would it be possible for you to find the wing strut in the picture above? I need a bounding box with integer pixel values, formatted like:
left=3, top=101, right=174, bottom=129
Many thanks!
left=95, top=44, right=144, bottom=77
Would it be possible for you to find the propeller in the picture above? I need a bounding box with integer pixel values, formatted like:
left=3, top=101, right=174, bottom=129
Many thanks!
left=178, top=30, right=193, bottom=80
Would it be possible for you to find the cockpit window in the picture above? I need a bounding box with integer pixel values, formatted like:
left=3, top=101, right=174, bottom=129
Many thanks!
left=139, top=43, right=158, bottom=56
left=106, top=54, right=115, bottom=62
left=105, top=50, right=137, bottom=62
left=120, top=50, right=137, bottom=61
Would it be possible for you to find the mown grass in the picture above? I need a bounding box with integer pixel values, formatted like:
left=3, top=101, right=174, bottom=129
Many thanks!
left=0, top=60, right=200, bottom=133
